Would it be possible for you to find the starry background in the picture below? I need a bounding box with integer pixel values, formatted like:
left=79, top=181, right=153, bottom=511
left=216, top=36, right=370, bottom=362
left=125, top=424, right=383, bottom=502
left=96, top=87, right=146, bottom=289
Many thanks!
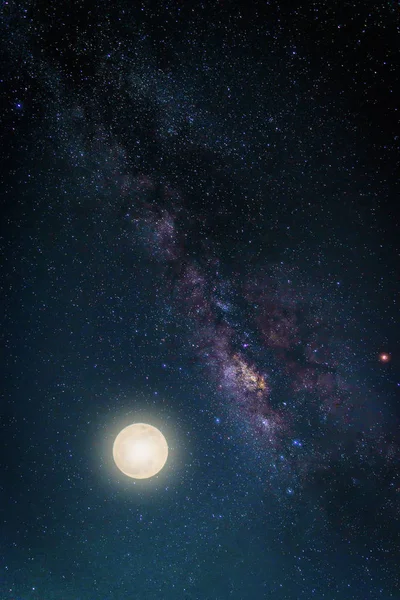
left=1, top=1, right=399, bottom=599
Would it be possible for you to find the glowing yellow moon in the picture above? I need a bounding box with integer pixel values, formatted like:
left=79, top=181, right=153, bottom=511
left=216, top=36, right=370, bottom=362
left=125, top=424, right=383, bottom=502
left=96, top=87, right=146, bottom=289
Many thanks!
left=113, top=423, right=168, bottom=479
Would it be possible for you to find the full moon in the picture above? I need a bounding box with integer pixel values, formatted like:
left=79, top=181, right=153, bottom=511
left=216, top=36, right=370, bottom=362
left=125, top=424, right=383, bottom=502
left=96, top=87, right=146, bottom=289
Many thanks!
left=113, top=423, right=169, bottom=479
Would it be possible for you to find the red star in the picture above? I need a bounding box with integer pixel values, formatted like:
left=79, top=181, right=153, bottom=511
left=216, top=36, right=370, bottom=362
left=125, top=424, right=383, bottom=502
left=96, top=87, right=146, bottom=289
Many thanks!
left=379, top=352, right=391, bottom=363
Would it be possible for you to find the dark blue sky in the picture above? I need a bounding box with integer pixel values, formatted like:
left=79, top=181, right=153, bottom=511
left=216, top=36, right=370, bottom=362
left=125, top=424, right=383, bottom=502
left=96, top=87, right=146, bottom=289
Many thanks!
left=1, top=1, right=399, bottom=598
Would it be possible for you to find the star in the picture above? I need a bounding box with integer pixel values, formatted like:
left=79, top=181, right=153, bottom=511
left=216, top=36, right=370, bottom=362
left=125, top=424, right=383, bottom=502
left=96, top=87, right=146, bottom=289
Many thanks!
left=379, top=352, right=391, bottom=363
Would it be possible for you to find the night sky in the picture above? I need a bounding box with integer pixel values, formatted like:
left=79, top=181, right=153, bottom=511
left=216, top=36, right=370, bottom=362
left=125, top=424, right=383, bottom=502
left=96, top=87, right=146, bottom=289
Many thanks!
left=1, top=1, right=399, bottom=599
